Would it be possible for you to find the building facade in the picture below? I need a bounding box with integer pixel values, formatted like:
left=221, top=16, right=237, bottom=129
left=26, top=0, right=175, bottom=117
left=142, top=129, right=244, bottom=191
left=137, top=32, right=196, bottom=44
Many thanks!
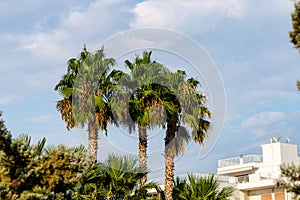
left=217, top=139, right=300, bottom=200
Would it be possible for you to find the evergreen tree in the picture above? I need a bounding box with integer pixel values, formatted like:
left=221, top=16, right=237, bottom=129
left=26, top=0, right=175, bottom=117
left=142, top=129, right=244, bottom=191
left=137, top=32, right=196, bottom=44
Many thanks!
left=0, top=112, right=91, bottom=199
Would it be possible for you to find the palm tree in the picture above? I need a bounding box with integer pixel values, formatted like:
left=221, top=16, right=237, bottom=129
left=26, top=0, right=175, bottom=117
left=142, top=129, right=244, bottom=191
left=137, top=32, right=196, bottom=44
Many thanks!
left=122, top=51, right=168, bottom=187
left=161, top=70, right=211, bottom=200
left=123, top=55, right=210, bottom=198
left=55, top=45, right=124, bottom=162
left=173, top=174, right=234, bottom=200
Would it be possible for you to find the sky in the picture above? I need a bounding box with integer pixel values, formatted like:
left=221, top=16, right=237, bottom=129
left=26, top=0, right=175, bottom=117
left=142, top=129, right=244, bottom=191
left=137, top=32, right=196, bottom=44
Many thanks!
left=1, top=0, right=300, bottom=179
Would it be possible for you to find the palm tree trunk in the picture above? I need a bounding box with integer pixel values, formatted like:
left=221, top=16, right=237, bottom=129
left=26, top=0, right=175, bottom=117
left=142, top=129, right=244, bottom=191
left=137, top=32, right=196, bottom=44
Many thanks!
left=88, top=120, right=98, bottom=163
left=138, top=124, right=147, bottom=187
left=164, top=119, right=176, bottom=200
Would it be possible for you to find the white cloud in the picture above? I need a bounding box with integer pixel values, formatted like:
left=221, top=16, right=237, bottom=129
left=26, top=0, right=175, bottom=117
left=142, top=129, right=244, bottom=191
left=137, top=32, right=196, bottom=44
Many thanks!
left=0, top=0, right=135, bottom=100
left=18, top=0, right=134, bottom=61
left=239, top=111, right=300, bottom=139
left=27, top=115, right=52, bottom=123
left=240, top=0, right=294, bottom=17
left=241, top=112, right=286, bottom=129
left=130, top=0, right=295, bottom=37
left=231, top=111, right=300, bottom=153
left=131, top=0, right=242, bottom=34
left=0, top=95, right=17, bottom=105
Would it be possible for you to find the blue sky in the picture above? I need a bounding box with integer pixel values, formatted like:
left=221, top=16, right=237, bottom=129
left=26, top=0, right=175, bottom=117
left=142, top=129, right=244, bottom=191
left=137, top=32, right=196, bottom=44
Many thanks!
left=1, top=0, right=300, bottom=179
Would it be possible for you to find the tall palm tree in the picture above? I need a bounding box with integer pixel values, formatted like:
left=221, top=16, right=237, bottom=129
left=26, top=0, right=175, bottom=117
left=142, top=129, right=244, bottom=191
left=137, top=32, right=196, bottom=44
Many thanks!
left=173, top=174, right=234, bottom=200
left=123, top=54, right=210, bottom=199
left=161, top=70, right=211, bottom=200
left=55, top=45, right=123, bottom=162
left=123, top=51, right=168, bottom=187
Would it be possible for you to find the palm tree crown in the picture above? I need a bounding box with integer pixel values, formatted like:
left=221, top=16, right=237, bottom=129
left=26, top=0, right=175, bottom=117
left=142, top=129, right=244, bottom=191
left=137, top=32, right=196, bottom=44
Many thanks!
left=54, top=45, right=124, bottom=162
left=173, top=174, right=234, bottom=200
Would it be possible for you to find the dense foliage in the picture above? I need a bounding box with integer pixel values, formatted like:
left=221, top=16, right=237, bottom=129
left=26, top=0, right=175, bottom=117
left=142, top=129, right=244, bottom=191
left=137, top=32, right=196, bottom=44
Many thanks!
left=0, top=112, right=91, bottom=199
left=277, top=164, right=300, bottom=199
left=0, top=112, right=161, bottom=199
left=73, top=154, right=162, bottom=200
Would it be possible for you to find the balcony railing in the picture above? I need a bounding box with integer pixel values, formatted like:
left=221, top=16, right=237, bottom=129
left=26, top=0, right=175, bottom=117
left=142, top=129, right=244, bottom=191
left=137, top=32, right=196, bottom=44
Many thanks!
left=218, top=154, right=262, bottom=168
left=232, top=173, right=276, bottom=184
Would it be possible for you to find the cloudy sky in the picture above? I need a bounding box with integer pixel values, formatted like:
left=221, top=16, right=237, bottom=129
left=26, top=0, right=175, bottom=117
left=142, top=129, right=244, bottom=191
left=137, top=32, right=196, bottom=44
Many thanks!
left=1, top=0, right=300, bottom=179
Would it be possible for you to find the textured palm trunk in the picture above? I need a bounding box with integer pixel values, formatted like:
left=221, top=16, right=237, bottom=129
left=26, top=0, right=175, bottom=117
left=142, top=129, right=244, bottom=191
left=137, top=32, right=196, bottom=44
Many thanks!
left=88, top=120, right=98, bottom=163
left=164, top=119, right=176, bottom=200
left=138, top=124, right=147, bottom=187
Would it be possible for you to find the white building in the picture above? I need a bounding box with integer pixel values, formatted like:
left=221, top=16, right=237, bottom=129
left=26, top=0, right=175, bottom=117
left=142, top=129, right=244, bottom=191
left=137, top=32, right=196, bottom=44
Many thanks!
left=217, top=139, right=300, bottom=200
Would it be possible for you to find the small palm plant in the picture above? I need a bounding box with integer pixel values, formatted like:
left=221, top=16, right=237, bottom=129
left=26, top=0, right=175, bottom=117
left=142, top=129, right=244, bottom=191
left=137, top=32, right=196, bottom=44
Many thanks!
left=73, top=154, right=162, bottom=200
left=173, top=174, right=234, bottom=200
